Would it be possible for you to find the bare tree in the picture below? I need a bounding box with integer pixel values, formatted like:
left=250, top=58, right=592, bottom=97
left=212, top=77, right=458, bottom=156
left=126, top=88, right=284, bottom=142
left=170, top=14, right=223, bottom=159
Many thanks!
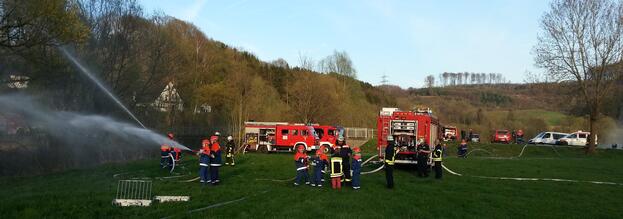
left=424, top=74, right=435, bottom=88
left=297, top=51, right=315, bottom=71
left=534, top=0, right=623, bottom=153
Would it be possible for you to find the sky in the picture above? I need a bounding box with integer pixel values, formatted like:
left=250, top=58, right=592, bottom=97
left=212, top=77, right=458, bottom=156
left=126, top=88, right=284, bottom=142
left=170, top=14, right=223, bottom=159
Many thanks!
left=139, top=0, right=550, bottom=88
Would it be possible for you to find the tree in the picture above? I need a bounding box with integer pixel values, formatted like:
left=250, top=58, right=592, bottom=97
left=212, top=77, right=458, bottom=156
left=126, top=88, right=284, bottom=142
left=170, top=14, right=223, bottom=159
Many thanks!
left=424, top=75, right=435, bottom=88
left=534, top=0, right=623, bottom=153
left=297, top=51, right=314, bottom=71
left=271, top=58, right=289, bottom=69
left=0, top=0, right=88, bottom=50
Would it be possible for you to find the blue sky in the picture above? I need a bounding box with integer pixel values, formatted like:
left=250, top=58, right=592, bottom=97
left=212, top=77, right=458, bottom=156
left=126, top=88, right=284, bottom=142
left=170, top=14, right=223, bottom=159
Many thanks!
left=139, top=0, right=550, bottom=88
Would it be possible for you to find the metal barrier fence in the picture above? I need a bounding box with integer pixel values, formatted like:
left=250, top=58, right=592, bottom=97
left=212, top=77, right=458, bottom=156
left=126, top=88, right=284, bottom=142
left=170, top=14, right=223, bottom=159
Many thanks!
left=113, top=180, right=152, bottom=206
left=344, top=127, right=375, bottom=140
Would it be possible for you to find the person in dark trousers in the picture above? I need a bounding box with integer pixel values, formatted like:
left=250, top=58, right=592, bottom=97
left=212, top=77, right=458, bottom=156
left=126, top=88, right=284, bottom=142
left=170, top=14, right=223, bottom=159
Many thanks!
left=209, top=136, right=222, bottom=185
left=225, top=135, right=235, bottom=166
left=432, top=144, right=443, bottom=179
left=294, top=145, right=310, bottom=186
left=384, top=136, right=398, bottom=189
left=337, top=137, right=352, bottom=183
left=311, top=146, right=328, bottom=187
left=351, top=146, right=362, bottom=190
left=198, top=137, right=211, bottom=184
left=458, top=139, right=468, bottom=158
left=416, top=139, right=431, bottom=177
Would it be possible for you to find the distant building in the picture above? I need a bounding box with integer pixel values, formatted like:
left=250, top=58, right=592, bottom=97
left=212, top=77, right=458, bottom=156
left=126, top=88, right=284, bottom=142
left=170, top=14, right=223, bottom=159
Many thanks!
left=152, top=82, right=183, bottom=112
left=194, top=103, right=211, bottom=114
left=6, top=75, right=30, bottom=89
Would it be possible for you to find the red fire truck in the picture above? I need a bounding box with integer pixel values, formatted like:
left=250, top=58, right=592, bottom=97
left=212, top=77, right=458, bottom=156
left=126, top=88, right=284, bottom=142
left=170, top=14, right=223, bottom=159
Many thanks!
left=243, top=122, right=341, bottom=152
left=377, top=107, right=440, bottom=164
left=442, top=125, right=460, bottom=141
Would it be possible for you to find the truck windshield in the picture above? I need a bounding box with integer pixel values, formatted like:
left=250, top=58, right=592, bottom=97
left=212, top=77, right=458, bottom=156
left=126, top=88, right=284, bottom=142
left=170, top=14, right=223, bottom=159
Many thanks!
left=308, top=126, right=319, bottom=139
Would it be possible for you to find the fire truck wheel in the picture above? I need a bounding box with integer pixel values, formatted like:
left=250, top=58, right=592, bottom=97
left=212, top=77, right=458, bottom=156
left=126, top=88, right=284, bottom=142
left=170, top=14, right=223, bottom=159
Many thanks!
left=322, top=145, right=330, bottom=153
left=258, top=145, right=268, bottom=153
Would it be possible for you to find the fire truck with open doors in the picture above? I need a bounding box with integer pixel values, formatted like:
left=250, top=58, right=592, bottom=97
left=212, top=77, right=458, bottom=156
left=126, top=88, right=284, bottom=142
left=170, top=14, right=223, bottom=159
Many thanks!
left=442, top=125, right=459, bottom=141
left=377, top=107, right=440, bottom=164
left=243, top=122, right=342, bottom=153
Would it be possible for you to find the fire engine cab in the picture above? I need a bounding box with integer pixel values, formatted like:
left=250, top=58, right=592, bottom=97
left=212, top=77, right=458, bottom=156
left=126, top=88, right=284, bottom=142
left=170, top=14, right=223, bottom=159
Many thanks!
left=442, top=125, right=459, bottom=141
left=377, top=107, right=440, bottom=164
left=243, top=122, right=341, bottom=153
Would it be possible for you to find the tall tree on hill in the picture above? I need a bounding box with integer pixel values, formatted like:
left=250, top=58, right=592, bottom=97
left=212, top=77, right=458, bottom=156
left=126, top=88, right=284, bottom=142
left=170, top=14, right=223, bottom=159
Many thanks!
left=534, top=0, right=623, bottom=153
left=424, top=75, right=435, bottom=88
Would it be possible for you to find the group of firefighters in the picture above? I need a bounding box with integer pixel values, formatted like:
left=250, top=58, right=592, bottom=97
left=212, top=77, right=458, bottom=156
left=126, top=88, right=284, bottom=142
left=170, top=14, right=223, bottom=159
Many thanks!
left=160, top=133, right=452, bottom=190
left=383, top=136, right=444, bottom=188
left=293, top=137, right=363, bottom=190
left=159, top=131, right=236, bottom=186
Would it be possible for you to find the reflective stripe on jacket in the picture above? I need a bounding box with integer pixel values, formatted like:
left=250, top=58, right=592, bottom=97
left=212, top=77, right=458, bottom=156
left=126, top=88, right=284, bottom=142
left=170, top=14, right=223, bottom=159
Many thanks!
left=432, top=148, right=443, bottom=162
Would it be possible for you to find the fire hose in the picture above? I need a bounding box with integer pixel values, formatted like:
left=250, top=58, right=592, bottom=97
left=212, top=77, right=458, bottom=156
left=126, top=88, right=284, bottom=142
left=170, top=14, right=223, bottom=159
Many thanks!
left=442, top=164, right=623, bottom=186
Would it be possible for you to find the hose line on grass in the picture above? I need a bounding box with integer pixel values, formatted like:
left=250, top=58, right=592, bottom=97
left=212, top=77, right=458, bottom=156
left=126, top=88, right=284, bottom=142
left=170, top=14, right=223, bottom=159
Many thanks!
left=361, top=155, right=378, bottom=167
left=254, top=177, right=296, bottom=182
left=361, top=164, right=385, bottom=175
left=441, top=164, right=623, bottom=186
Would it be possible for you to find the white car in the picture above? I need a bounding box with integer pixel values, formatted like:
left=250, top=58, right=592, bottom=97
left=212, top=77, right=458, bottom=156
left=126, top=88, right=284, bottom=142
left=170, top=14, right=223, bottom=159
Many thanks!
left=557, top=131, right=596, bottom=146
left=529, top=132, right=569, bottom=145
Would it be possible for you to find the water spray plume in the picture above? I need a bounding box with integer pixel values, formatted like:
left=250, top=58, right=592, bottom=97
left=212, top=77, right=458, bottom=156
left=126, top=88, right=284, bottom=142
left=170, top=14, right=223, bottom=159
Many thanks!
left=59, top=46, right=146, bottom=129
left=0, top=94, right=191, bottom=151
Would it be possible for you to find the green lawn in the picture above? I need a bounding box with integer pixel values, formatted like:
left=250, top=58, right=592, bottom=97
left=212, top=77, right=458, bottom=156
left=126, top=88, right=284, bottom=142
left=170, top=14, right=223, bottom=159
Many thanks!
left=1, top=144, right=623, bottom=218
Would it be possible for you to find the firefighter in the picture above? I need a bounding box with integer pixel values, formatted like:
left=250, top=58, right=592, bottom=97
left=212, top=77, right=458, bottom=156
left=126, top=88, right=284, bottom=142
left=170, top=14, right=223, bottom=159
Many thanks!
left=160, top=133, right=174, bottom=169
left=225, top=135, right=235, bottom=166
left=337, top=137, right=352, bottom=183
left=311, top=146, right=327, bottom=187
left=198, top=137, right=211, bottom=184
left=416, top=139, right=431, bottom=177
left=330, top=155, right=343, bottom=189
left=293, top=145, right=310, bottom=186
left=209, top=136, right=222, bottom=185
left=351, top=146, right=362, bottom=190
left=432, top=144, right=443, bottom=179
left=384, top=136, right=397, bottom=189
left=458, top=139, right=468, bottom=158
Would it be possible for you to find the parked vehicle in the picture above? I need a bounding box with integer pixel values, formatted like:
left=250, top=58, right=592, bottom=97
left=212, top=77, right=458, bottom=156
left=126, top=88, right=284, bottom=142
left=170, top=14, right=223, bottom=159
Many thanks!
left=442, top=126, right=459, bottom=141
left=529, top=132, right=569, bottom=145
left=377, top=107, right=439, bottom=165
left=491, top=129, right=512, bottom=144
left=557, top=131, right=597, bottom=146
left=243, top=122, right=335, bottom=153
left=470, top=133, right=480, bottom=143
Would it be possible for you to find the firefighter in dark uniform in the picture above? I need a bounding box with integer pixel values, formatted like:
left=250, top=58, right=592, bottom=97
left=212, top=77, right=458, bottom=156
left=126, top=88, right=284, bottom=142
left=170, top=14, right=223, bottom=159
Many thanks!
left=225, top=135, right=235, bottom=166
left=209, top=136, right=222, bottom=185
left=337, top=137, right=352, bottom=183
left=384, top=136, right=398, bottom=189
left=416, top=139, right=431, bottom=177
left=432, top=144, right=443, bottom=179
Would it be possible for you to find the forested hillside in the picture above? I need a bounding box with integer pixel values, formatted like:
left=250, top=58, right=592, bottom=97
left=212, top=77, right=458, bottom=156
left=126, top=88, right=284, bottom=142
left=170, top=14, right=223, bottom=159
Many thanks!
left=0, top=0, right=398, bottom=137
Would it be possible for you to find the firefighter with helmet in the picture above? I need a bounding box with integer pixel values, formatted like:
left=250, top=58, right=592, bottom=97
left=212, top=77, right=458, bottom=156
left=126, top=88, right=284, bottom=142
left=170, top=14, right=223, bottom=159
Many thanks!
left=198, top=136, right=211, bottom=184
left=351, top=146, right=363, bottom=190
left=432, top=143, right=443, bottom=179
left=209, top=135, right=222, bottom=185
left=293, top=145, right=310, bottom=186
left=337, top=136, right=352, bottom=183
left=384, top=135, right=398, bottom=189
left=160, top=133, right=174, bottom=169
left=311, top=145, right=328, bottom=187
left=416, top=138, right=431, bottom=177
left=225, top=135, right=236, bottom=166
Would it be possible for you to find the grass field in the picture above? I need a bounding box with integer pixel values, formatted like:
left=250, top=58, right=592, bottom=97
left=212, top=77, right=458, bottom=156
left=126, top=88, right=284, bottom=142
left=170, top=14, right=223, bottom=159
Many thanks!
left=1, top=143, right=623, bottom=218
